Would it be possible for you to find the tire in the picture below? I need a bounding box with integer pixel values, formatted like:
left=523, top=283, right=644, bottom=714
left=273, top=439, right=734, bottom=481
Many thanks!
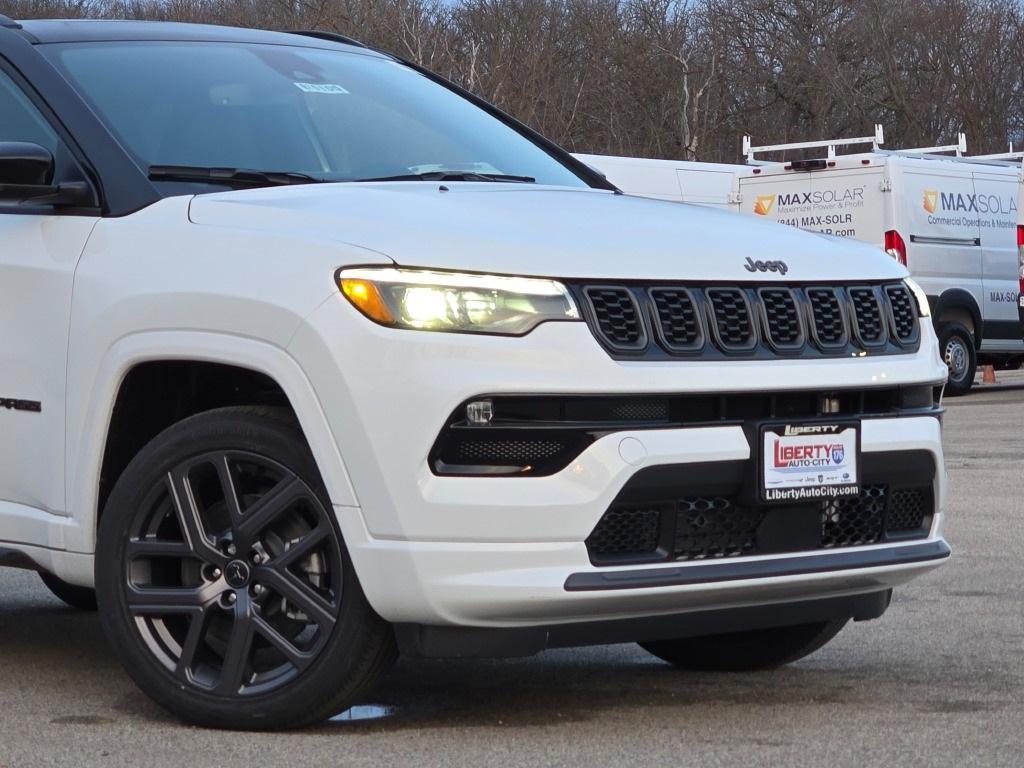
left=39, top=572, right=98, bottom=611
left=95, top=406, right=396, bottom=730
left=639, top=620, right=847, bottom=671
left=938, top=322, right=976, bottom=397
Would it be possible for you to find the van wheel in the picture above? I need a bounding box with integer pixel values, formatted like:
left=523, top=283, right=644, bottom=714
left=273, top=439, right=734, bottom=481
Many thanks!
left=95, top=407, right=396, bottom=730
left=938, top=322, right=976, bottom=396
left=39, top=572, right=98, bottom=611
left=639, top=620, right=847, bottom=671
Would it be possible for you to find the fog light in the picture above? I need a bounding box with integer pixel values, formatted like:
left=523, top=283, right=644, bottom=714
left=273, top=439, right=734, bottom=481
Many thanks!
left=466, top=399, right=494, bottom=425
left=822, top=395, right=841, bottom=414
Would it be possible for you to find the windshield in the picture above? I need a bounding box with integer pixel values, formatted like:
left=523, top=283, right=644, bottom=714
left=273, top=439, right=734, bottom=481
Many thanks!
left=43, top=41, right=590, bottom=187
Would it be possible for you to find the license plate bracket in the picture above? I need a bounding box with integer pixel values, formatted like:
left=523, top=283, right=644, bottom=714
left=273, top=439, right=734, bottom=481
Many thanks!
left=760, top=422, right=860, bottom=504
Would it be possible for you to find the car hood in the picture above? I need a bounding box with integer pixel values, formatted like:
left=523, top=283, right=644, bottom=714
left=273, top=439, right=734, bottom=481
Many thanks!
left=188, top=183, right=906, bottom=282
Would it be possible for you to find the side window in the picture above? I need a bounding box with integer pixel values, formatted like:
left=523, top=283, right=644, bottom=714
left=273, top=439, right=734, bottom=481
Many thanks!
left=0, top=69, right=58, bottom=151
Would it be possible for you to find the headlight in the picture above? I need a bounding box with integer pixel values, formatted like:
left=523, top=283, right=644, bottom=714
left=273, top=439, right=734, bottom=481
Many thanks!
left=904, top=277, right=931, bottom=318
left=337, top=267, right=580, bottom=335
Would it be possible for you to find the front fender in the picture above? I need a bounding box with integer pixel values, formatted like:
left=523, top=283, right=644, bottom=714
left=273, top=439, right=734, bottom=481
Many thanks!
left=62, top=331, right=359, bottom=561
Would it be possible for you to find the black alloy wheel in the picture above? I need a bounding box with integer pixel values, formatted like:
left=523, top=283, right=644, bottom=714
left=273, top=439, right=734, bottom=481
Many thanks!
left=97, top=407, right=395, bottom=730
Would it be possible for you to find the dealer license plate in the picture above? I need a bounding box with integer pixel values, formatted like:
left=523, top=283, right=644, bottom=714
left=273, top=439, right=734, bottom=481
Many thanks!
left=761, top=423, right=860, bottom=503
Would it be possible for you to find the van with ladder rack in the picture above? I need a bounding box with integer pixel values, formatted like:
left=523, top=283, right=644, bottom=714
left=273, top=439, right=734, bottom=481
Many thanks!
left=740, top=127, right=1024, bottom=395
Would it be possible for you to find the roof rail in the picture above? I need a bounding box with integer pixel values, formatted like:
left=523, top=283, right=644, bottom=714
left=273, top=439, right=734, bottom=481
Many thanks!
left=891, top=133, right=967, bottom=157
left=743, top=125, right=884, bottom=162
left=0, top=14, right=22, bottom=29
left=970, top=143, right=1024, bottom=161
left=286, top=29, right=367, bottom=48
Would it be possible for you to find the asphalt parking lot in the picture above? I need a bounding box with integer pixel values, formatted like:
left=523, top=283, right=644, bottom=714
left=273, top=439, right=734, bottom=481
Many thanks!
left=1, top=373, right=1021, bottom=768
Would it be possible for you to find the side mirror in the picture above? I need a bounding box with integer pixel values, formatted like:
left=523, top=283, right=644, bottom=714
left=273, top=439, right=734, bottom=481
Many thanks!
left=0, top=141, right=55, bottom=185
left=0, top=140, right=94, bottom=207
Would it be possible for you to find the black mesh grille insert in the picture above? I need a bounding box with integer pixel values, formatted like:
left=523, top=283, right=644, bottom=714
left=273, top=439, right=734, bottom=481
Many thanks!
left=807, top=287, right=847, bottom=347
left=759, top=288, right=803, bottom=348
left=456, top=439, right=565, bottom=465
left=706, top=288, right=755, bottom=349
left=849, top=288, right=886, bottom=345
left=674, top=497, right=764, bottom=560
left=886, top=488, right=929, bottom=532
left=586, top=483, right=933, bottom=564
left=586, top=507, right=661, bottom=555
left=650, top=288, right=703, bottom=351
left=885, top=285, right=918, bottom=342
left=821, top=485, right=887, bottom=547
left=585, top=287, right=644, bottom=349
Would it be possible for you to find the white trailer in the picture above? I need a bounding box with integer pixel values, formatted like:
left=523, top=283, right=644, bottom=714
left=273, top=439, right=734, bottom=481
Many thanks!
left=572, top=153, right=749, bottom=210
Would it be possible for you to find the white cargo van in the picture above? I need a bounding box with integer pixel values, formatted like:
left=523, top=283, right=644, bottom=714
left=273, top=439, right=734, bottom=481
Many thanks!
left=739, top=129, right=1022, bottom=394
left=573, top=153, right=748, bottom=210
left=577, top=136, right=1023, bottom=394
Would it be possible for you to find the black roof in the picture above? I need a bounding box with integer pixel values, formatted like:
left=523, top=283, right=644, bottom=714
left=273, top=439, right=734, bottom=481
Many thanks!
left=14, top=19, right=378, bottom=54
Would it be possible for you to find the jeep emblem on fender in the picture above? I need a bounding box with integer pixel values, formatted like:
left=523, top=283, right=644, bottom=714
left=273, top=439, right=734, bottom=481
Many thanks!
left=744, top=257, right=789, bottom=275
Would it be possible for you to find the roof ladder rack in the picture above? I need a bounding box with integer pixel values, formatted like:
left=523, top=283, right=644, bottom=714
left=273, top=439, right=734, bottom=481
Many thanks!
left=969, top=143, right=1024, bottom=161
left=743, top=125, right=884, bottom=163
left=892, top=133, right=967, bottom=157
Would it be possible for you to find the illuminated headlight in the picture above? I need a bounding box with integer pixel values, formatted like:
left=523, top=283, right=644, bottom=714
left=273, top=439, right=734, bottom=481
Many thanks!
left=337, top=267, right=580, bottom=335
left=904, top=277, right=931, bottom=318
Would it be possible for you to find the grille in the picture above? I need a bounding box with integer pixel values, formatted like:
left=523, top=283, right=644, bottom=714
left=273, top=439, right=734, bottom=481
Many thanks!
left=575, top=282, right=917, bottom=359
left=586, top=483, right=933, bottom=564
left=456, top=439, right=565, bottom=465
left=821, top=485, right=887, bottom=547
left=584, top=287, right=644, bottom=349
left=806, top=288, right=847, bottom=347
left=586, top=507, right=661, bottom=555
left=606, top=400, right=670, bottom=421
left=885, top=285, right=918, bottom=343
left=650, top=288, right=703, bottom=351
left=849, top=287, right=886, bottom=346
left=707, top=288, right=756, bottom=350
left=887, top=488, right=929, bottom=532
left=758, top=287, right=803, bottom=348
left=674, top=497, right=764, bottom=560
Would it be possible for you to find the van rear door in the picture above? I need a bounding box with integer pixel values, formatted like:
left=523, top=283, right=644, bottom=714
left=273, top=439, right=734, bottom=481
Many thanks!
left=805, top=166, right=886, bottom=244
left=738, top=164, right=884, bottom=247
left=971, top=170, right=1022, bottom=342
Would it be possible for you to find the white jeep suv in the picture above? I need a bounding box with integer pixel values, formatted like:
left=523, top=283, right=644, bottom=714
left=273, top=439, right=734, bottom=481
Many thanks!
left=0, top=18, right=950, bottom=730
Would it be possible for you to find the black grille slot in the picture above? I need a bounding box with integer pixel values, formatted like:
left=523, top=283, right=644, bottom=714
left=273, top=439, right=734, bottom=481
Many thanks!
left=806, top=287, right=848, bottom=348
left=706, top=288, right=756, bottom=350
left=584, top=287, right=645, bottom=349
left=849, top=287, right=887, bottom=346
left=758, top=287, right=803, bottom=349
left=821, top=485, right=887, bottom=547
left=586, top=507, right=662, bottom=556
left=650, top=288, right=703, bottom=352
left=456, top=438, right=565, bottom=465
left=885, top=285, right=919, bottom=343
left=886, top=488, right=929, bottom=532
left=674, top=497, right=764, bottom=560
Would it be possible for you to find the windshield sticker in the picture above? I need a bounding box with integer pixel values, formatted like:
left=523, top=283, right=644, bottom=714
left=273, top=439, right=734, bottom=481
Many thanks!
left=294, top=82, right=349, bottom=95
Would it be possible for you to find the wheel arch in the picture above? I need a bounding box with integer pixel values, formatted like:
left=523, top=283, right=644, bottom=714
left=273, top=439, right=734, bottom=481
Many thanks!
left=64, top=331, right=359, bottom=558
left=930, top=289, right=983, bottom=350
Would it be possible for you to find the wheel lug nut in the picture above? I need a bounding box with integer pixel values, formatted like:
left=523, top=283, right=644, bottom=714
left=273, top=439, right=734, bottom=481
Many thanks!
left=226, top=544, right=237, bottom=556
left=251, top=584, right=265, bottom=597
left=221, top=592, right=237, bottom=607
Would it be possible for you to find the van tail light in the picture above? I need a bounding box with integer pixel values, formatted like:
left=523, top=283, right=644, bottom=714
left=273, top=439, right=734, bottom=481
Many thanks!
left=885, top=230, right=907, bottom=266
left=1017, top=225, right=1024, bottom=299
